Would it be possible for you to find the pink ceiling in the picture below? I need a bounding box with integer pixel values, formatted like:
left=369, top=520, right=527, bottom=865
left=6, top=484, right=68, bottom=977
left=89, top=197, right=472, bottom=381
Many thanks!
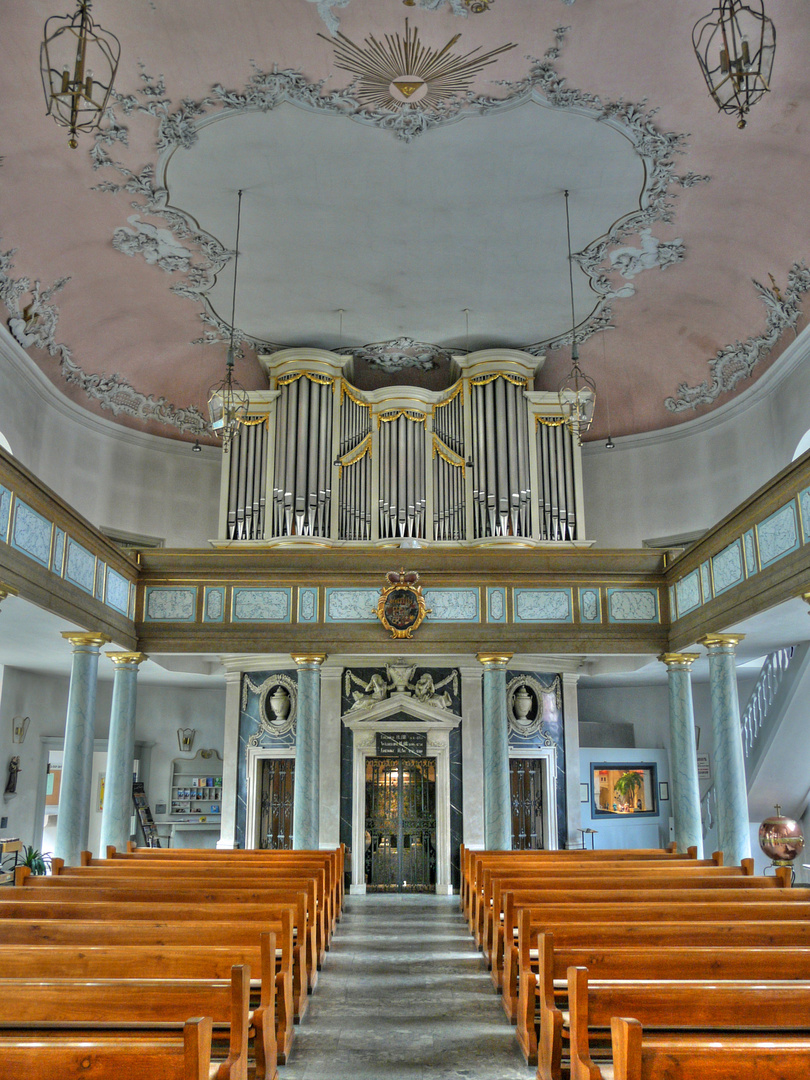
left=1, top=0, right=808, bottom=444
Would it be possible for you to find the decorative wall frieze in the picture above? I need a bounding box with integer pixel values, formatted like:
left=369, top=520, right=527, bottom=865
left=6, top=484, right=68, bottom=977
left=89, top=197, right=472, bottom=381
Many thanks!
left=665, top=263, right=810, bottom=413
left=350, top=337, right=453, bottom=372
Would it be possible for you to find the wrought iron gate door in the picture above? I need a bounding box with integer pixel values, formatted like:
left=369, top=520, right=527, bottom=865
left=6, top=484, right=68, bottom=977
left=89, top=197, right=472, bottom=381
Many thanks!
left=365, top=756, right=436, bottom=892
left=259, top=757, right=295, bottom=849
left=509, top=758, right=545, bottom=850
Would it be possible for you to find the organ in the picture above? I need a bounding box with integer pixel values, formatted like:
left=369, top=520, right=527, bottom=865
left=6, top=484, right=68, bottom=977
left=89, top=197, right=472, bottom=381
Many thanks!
left=214, top=348, right=589, bottom=546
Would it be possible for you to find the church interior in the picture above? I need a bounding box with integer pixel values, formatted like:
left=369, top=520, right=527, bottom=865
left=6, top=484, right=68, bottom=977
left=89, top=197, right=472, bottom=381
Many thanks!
left=1, top=0, right=810, bottom=1046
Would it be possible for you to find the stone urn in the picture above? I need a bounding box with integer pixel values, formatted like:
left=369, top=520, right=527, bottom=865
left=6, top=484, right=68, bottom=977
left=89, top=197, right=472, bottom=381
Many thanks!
left=268, top=686, right=291, bottom=723
left=513, top=685, right=533, bottom=723
left=758, top=804, right=805, bottom=866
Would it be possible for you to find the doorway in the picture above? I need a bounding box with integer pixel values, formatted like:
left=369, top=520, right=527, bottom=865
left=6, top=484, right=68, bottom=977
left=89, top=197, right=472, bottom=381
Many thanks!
left=509, top=757, right=546, bottom=850
left=258, top=757, right=295, bottom=849
left=365, top=756, right=436, bottom=892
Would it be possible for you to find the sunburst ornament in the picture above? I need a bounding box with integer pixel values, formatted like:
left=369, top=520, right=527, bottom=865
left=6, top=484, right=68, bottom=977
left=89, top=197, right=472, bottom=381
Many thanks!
left=321, top=19, right=516, bottom=111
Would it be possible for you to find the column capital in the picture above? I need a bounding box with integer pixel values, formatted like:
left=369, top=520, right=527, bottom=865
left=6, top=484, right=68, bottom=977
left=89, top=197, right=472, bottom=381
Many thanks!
left=698, top=633, right=744, bottom=651
left=291, top=653, right=326, bottom=667
left=477, top=653, right=512, bottom=668
left=659, top=652, right=700, bottom=669
left=0, top=581, right=19, bottom=606
left=61, top=631, right=111, bottom=649
left=801, top=590, right=810, bottom=609
left=106, top=651, right=148, bottom=666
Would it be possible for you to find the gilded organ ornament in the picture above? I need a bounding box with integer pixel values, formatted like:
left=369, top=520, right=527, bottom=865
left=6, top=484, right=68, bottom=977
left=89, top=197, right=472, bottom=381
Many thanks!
left=375, top=569, right=431, bottom=638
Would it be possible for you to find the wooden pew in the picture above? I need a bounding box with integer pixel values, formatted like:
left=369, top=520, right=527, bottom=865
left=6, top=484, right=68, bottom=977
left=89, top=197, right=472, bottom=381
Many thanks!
left=516, top=919, right=810, bottom=1065
left=0, top=944, right=277, bottom=1080
left=610, top=1015, right=810, bottom=1080
left=0, top=966, right=251, bottom=1080
left=0, top=1015, right=212, bottom=1080
left=0, top=918, right=294, bottom=1061
left=568, top=966, right=810, bottom=1080
left=0, top=892, right=310, bottom=1024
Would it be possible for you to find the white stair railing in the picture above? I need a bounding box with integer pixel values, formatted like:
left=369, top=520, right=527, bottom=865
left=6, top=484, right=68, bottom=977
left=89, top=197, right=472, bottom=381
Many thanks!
left=741, top=646, right=796, bottom=757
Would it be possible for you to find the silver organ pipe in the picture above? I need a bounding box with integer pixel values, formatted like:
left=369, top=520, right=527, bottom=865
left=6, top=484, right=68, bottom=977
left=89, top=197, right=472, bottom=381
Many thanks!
left=222, top=354, right=582, bottom=547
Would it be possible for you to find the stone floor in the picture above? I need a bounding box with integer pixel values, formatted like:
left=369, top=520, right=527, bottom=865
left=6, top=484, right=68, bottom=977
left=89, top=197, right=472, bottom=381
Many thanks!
left=283, top=893, right=532, bottom=1079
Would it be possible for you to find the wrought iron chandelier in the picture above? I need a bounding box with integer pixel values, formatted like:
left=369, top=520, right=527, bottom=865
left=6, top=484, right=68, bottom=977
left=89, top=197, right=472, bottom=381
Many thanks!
left=558, top=190, right=596, bottom=446
left=207, top=190, right=249, bottom=449
left=692, top=0, right=775, bottom=128
left=40, top=1, right=120, bottom=149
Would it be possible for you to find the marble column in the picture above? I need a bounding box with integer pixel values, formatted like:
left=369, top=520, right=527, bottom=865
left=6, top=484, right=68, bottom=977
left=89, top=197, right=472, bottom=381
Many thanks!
left=477, top=653, right=512, bottom=850
left=699, top=633, right=751, bottom=865
left=561, top=672, right=582, bottom=848
left=292, top=654, right=326, bottom=850
left=55, top=631, right=110, bottom=866
left=659, top=652, right=703, bottom=857
left=218, top=668, right=242, bottom=848
left=99, top=651, right=146, bottom=855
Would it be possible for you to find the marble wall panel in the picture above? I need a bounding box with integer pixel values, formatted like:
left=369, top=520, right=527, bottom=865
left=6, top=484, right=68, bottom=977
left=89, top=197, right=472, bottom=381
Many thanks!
left=801, top=487, right=810, bottom=542
left=94, top=562, right=105, bottom=601
left=606, top=589, right=659, bottom=622
left=105, top=566, right=130, bottom=615
left=325, top=588, right=379, bottom=622
left=298, top=587, right=318, bottom=623
left=0, top=485, right=10, bottom=541
left=144, top=586, right=197, bottom=622
left=711, top=539, right=744, bottom=595
left=232, top=587, right=291, bottom=622
left=65, top=537, right=96, bottom=594
left=11, top=499, right=52, bottom=567
left=743, top=528, right=758, bottom=575
left=675, top=569, right=701, bottom=617
left=423, top=588, right=479, bottom=621
left=514, top=588, right=573, bottom=623
left=700, top=561, right=712, bottom=603
left=757, top=501, right=799, bottom=567
left=203, top=586, right=225, bottom=622
left=579, top=588, right=600, bottom=622
left=487, top=587, right=506, bottom=623
left=449, top=724, right=463, bottom=891
left=52, top=526, right=65, bottom=575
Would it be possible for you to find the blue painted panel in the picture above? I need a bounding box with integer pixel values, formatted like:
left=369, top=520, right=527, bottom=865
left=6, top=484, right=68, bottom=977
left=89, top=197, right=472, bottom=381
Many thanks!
left=298, top=587, right=319, bottom=623
left=487, top=587, right=507, bottom=623
left=423, top=588, right=479, bottom=622
left=52, top=527, right=66, bottom=575
left=144, top=586, right=197, bottom=622
left=757, top=501, right=799, bottom=568
left=700, top=561, right=712, bottom=603
left=95, top=562, right=106, bottom=601
left=800, top=487, right=810, bottom=543
left=675, top=569, right=701, bottom=617
left=324, top=589, right=378, bottom=622
left=514, top=588, right=573, bottom=623
left=606, top=589, right=659, bottom=623
left=711, top=539, right=744, bottom=595
left=0, top=485, right=12, bottom=542
left=232, top=587, right=291, bottom=623
left=579, top=588, right=600, bottom=622
left=105, top=567, right=130, bottom=615
left=203, top=586, right=226, bottom=622
left=11, top=499, right=52, bottom=567
left=65, top=538, right=96, bottom=594
left=743, top=528, right=758, bottom=575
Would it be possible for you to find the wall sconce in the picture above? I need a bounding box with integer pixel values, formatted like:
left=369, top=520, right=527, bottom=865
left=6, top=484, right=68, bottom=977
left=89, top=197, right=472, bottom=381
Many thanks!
left=177, top=727, right=196, bottom=752
left=12, top=716, right=30, bottom=745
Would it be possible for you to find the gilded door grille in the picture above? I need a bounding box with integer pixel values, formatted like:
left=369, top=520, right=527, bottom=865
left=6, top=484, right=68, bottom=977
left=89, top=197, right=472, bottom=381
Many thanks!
left=259, top=757, right=295, bottom=849
left=365, top=756, right=436, bottom=893
left=510, top=758, right=545, bottom=850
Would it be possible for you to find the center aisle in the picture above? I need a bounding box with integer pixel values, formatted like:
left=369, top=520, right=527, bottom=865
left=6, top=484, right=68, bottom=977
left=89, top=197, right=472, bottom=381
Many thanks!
left=284, top=893, right=530, bottom=1079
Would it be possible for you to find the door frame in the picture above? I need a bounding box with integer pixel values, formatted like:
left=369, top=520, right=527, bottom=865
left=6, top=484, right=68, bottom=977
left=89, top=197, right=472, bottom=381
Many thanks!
left=508, top=746, right=559, bottom=851
left=245, top=745, right=295, bottom=850
left=364, top=754, right=438, bottom=893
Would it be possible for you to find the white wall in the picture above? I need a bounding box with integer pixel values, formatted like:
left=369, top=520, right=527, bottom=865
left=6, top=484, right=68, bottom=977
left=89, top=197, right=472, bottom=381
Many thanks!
left=581, top=335, right=810, bottom=548
left=0, top=663, right=225, bottom=855
left=0, top=329, right=220, bottom=547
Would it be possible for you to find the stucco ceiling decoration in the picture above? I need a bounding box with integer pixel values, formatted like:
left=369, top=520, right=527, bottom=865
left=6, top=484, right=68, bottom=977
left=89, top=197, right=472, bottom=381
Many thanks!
left=92, top=25, right=695, bottom=387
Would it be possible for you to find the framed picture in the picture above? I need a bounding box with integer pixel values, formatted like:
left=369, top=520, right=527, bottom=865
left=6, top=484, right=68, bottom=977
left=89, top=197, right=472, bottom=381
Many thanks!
left=658, top=781, right=670, bottom=801
left=580, top=783, right=589, bottom=803
left=590, top=761, right=659, bottom=818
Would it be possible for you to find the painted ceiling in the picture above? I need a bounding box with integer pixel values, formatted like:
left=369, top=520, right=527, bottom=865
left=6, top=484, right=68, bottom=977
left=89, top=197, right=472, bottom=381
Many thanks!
left=1, top=0, right=809, bottom=444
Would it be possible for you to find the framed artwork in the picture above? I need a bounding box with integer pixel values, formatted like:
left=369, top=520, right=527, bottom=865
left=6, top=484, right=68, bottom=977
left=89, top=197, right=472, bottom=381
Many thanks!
left=590, top=761, right=658, bottom=818
left=580, top=783, right=589, bottom=803
left=658, top=781, right=670, bottom=801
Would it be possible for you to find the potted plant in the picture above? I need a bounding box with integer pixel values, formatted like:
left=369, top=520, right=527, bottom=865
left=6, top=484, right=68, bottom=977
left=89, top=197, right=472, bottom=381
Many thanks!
left=612, top=770, right=644, bottom=812
left=20, top=845, right=52, bottom=876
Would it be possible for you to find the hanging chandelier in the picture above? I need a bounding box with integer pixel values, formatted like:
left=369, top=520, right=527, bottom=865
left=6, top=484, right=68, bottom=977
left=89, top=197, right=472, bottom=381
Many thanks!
left=692, top=0, right=775, bottom=128
left=207, top=190, right=249, bottom=449
left=558, top=190, right=596, bottom=445
left=40, top=1, right=120, bottom=149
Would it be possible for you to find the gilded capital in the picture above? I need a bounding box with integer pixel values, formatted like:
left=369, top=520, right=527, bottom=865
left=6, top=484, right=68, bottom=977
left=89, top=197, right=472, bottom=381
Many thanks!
left=477, top=652, right=513, bottom=667
left=802, top=590, right=810, bottom=610
left=291, top=653, right=327, bottom=667
left=106, top=651, right=148, bottom=666
left=0, top=581, right=19, bottom=608
left=658, top=652, right=700, bottom=669
left=61, top=631, right=112, bottom=649
left=698, top=633, right=745, bottom=651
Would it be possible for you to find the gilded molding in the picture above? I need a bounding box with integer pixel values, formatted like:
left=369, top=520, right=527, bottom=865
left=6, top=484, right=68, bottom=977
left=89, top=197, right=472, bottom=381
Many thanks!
left=0, top=581, right=19, bottom=603
left=802, top=590, right=810, bottom=609
left=658, top=651, right=700, bottom=668
left=291, top=653, right=327, bottom=666
left=106, top=651, right=148, bottom=665
left=698, top=633, right=745, bottom=650
left=476, top=652, right=513, bottom=666
left=61, top=631, right=112, bottom=648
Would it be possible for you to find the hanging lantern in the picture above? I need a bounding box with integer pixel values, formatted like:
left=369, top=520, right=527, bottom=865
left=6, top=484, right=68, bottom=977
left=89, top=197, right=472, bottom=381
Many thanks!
left=558, top=190, right=596, bottom=445
left=41, top=1, right=120, bottom=149
left=693, top=0, right=775, bottom=128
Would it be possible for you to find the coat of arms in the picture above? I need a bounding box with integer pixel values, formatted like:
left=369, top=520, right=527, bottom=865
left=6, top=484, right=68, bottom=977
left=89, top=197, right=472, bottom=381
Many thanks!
left=375, top=569, right=430, bottom=639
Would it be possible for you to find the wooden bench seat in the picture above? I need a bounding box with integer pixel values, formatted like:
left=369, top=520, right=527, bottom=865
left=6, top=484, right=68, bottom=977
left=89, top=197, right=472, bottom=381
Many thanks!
left=0, top=945, right=277, bottom=1080
left=610, top=1015, right=810, bottom=1080
left=0, top=966, right=253, bottom=1080
left=516, top=921, right=810, bottom=1065
left=0, top=894, right=310, bottom=1024
left=568, top=966, right=810, bottom=1080
left=0, top=918, right=294, bottom=1061
left=0, top=1016, right=212, bottom=1080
